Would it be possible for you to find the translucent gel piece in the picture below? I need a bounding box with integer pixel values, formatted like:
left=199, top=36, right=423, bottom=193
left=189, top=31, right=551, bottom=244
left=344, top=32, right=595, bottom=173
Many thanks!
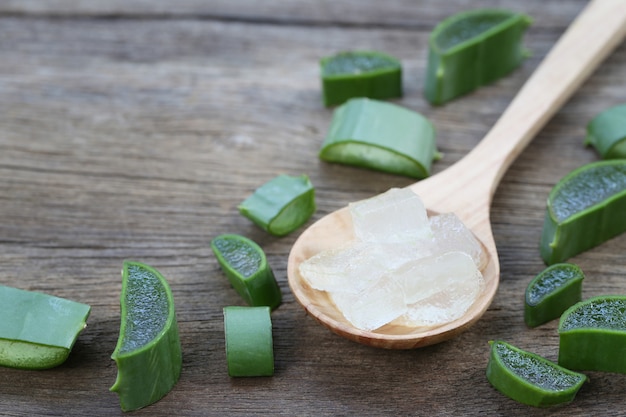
left=330, top=276, right=406, bottom=331
left=349, top=188, right=431, bottom=242
left=299, top=241, right=425, bottom=294
left=303, top=187, right=485, bottom=332
left=429, top=213, right=484, bottom=266
left=403, top=252, right=483, bottom=326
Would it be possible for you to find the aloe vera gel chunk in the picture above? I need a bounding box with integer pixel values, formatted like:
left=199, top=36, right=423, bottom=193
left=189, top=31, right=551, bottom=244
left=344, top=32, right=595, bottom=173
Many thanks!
left=320, top=50, right=402, bottom=107
left=320, top=98, right=440, bottom=178
left=585, top=103, right=626, bottom=159
left=540, top=160, right=626, bottom=264
left=0, top=285, right=90, bottom=370
left=110, top=261, right=182, bottom=412
left=424, top=9, right=532, bottom=105
left=559, top=296, right=626, bottom=373
left=223, top=306, right=274, bottom=377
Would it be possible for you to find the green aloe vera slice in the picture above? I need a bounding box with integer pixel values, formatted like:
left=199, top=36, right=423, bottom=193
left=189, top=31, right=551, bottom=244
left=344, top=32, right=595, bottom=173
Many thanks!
left=540, top=160, right=626, bottom=264
left=320, top=50, right=402, bottom=107
left=525, top=263, right=584, bottom=328
left=559, top=296, right=626, bottom=373
left=424, top=9, right=532, bottom=105
left=110, top=261, right=182, bottom=412
left=238, top=174, right=316, bottom=237
left=223, top=306, right=274, bottom=377
left=486, top=340, right=587, bottom=407
left=319, top=98, right=440, bottom=179
left=585, top=103, right=626, bottom=159
left=211, top=234, right=282, bottom=310
left=0, top=285, right=90, bottom=370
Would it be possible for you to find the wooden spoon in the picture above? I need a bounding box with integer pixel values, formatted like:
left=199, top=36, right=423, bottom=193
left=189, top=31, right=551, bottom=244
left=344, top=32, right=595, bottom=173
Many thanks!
left=288, top=0, right=626, bottom=349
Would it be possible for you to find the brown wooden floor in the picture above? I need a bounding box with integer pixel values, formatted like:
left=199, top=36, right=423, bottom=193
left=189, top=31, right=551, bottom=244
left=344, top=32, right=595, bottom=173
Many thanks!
left=1, top=1, right=625, bottom=415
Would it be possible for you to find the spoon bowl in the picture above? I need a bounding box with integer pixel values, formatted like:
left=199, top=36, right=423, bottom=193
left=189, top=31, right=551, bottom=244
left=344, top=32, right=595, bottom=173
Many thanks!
left=288, top=205, right=497, bottom=349
left=288, top=0, right=626, bottom=349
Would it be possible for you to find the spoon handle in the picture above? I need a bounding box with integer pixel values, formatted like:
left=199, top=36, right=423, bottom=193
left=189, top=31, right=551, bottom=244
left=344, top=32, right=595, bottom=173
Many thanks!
left=464, top=0, right=626, bottom=198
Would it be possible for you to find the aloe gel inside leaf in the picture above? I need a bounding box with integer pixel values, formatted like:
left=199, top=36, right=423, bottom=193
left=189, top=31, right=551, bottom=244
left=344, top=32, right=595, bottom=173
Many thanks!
left=495, top=342, right=584, bottom=391
left=550, top=163, right=626, bottom=222
left=322, top=52, right=399, bottom=76
left=560, top=297, right=626, bottom=332
left=434, top=13, right=511, bottom=52
left=119, top=264, right=170, bottom=354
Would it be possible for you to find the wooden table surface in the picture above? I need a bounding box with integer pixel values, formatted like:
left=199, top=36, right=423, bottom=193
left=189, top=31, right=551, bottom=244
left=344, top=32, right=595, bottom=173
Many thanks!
left=1, top=1, right=625, bottom=415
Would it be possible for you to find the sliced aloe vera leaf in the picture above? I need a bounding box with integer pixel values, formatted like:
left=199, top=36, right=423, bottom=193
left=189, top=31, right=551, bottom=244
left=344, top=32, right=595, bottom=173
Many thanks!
left=110, top=261, right=182, bottom=412
left=424, top=9, right=532, bottom=105
left=320, top=98, right=440, bottom=179
left=320, top=50, right=402, bottom=107
left=223, top=306, right=274, bottom=377
left=585, top=103, right=626, bottom=159
left=0, top=285, right=90, bottom=370
left=486, top=340, right=587, bottom=407
left=211, top=234, right=282, bottom=310
left=238, top=174, right=316, bottom=237
left=525, top=263, right=584, bottom=327
left=559, top=296, right=626, bottom=373
left=540, top=160, right=626, bottom=264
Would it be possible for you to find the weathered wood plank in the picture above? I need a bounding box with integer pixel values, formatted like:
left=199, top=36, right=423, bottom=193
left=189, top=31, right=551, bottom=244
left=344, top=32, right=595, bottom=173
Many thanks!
left=0, top=0, right=585, bottom=30
left=0, top=1, right=625, bottom=415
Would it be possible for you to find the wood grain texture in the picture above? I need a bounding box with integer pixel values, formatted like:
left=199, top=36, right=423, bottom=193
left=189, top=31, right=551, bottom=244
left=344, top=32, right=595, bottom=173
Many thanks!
left=0, top=1, right=625, bottom=415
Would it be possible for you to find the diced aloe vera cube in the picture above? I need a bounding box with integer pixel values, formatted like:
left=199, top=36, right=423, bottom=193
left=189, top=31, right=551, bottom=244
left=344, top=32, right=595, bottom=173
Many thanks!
left=540, top=160, right=626, bottom=264
left=320, top=98, right=440, bottom=179
left=525, top=263, right=584, bottom=327
left=223, top=306, right=274, bottom=377
left=211, top=234, right=282, bottom=310
left=585, top=103, right=626, bottom=159
left=424, top=9, right=532, bottom=105
left=559, top=296, right=626, bottom=373
left=0, top=285, right=90, bottom=370
left=110, top=261, right=182, bottom=412
left=487, top=340, right=587, bottom=407
left=238, top=174, right=316, bottom=237
left=320, top=50, right=402, bottom=107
